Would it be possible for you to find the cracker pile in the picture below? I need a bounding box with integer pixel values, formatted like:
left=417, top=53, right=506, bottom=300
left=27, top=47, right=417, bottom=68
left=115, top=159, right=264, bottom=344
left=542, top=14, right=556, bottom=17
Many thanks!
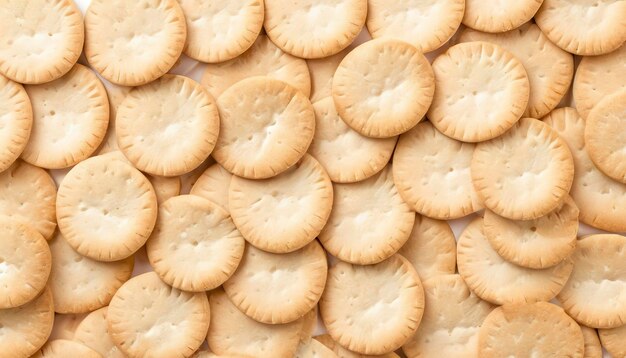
left=0, top=0, right=625, bottom=357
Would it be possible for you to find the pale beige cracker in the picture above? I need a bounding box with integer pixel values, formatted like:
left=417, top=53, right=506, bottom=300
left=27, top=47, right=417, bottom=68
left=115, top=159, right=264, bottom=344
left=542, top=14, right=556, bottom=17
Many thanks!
left=320, top=254, right=424, bottom=355
left=463, top=0, right=543, bottom=33
left=393, top=121, right=482, bottom=219
left=332, top=38, right=434, bottom=138
left=307, top=47, right=352, bottom=104
left=108, top=272, right=210, bottom=358
left=318, top=166, right=414, bottom=265
left=190, top=163, right=232, bottom=212
left=56, top=154, right=158, bottom=261
left=148, top=174, right=181, bottom=204
left=0, top=0, right=83, bottom=84
left=179, top=156, right=216, bottom=194
left=295, top=339, right=337, bottom=358
left=535, top=0, right=626, bottom=55
left=191, top=351, right=253, bottom=358
left=0, top=160, right=56, bottom=239
left=32, top=339, right=102, bottom=358
left=48, top=232, right=133, bottom=314
left=0, top=75, right=32, bottom=172
left=581, top=326, right=603, bottom=358
left=201, top=34, right=311, bottom=98
left=459, top=24, right=574, bottom=118
left=21, top=64, right=109, bottom=169
left=299, top=307, right=319, bottom=344
left=557, top=234, right=626, bottom=329
left=116, top=74, right=219, bottom=177
left=428, top=41, right=530, bottom=142
left=213, top=77, right=315, bottom=179
left=402, top=274, right=494, bottom=357
left=264, top=0, right=367, bottom=59
left=599, top=324, right=626, bottom=358
left=84, top=0, right=186, bottom=86
left=0, top=287, right=53, bottom=358
left=308, top=97, right=397, bottom=183
left=229, top=154, right=333, bottom=253
left=74, top=307, right=125, bottom=358
left=457, top=218, right=574, bottom=305
left=315, top=334, right=400, bottom=358
left=367, top=0, right=464, bottom=53
left=95, top=84, right=131, bottom=155
left=478, top=302, right=584, bottom=357
left=146, top=195, right=245, bottom=292
left=49, top=313, right=87, bottom=340
left=543, top=107, right=626, bottom=232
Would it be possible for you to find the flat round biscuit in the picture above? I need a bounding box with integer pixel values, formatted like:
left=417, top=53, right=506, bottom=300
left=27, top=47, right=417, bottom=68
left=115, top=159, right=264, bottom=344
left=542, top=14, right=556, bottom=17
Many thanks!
left=201, top=34, right=311, bottom=99
left=108, top=272, right=210, bottom=358
left=50, top=313, right=86, bottom=341
left=332, top=39, right=435, bottom=138
left=95, top=84, right=131, bottom=155
left=393, top=121, right=482, bottom=219
left=263, top=0, right=366, bottom=59
left=0, top=75, right=32, bottom=172
left=307, top=47, right=352, bottom=104
left=116, top=75, right=219, bottom=177
left=84, top=0, right=186, bottom=86
left=472, top=118, right=574, bottom=220
left=0, top=221, right=50, bottom=309
left=179, top=156, right=216, bottom=194
left=543, top=107, right=626, bottom=232
left=0, top=0, right=83, bottom=84
left=318, top=166, right=414, bottom=265
left=48, top=232, right=133, bottom=314
left=147, top=195, right=245, bottom=292
left=584, top=90, right=626, bottom=183
left=0, top=161, right=56, bottom=239
left=320, top=255, right=424, bottom=355
left=208, top=288, right=303, bottom=357
left=308, top=97, right=397, bottom=183
left=478, top=302, right=584, bottom=357
left=191, top=351, right=252, bottom=358
left=581, top=326, right=603, bottom=358
left=574, top=45, right=625, bottom=119
left=148, top=174, right=181, bottom=204
left=459, top=24, right=574, bottom=118
left=462, top=0, right=542, bottom=33
left=314, top=334, right=400, bottom=358
left=229, top=154, right=333, bottom=253
left=366, top=0, right=464, bottom=53
left=22, top=64, right=109, bottom=169
left=599, top=325, right=626, bottom=358
left=397, top=216, right=456, bottom=281
left=299, top=307, right=318, bottom=343
left=190, top=163, right=232, bottom=212
left=427, top=41, right=530, bottom=142
left=295, top=338, right=337, bottom=358
left=213, top=77, right=315, bottom=179
left=457, top=218, right=574, bottom=305
left=0, top=287, right=53, bottom=357
left=402, top=275, right=495, bottom=357
left=483, top=195, right=579, bottom=269
left=535, top=0, right=626, bottom=55
left=557, top=234, right=626, bottom=329
left=33, top=339, right=102, bottom=358
left=56, top=155, right=158, bottom=261
left=74, top=307, right=125, bottom=358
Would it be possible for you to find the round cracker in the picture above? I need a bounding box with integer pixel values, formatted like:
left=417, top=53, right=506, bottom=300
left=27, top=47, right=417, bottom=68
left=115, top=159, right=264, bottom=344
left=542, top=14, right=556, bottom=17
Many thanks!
left=557, top=234, right=626, bottom=329
left=190, top=163, right=232, bottom=212
left=108, top=272, right=210, bottom=358
left=84, top=0, right=186, bottom=86
left=148, top=174, right=181, bottom=204
left=584, top=90, right=626, bottom=183
left=393, top=121, right=482, bottom=219
left=535, top=0, right=626, bottom=55
left=295, top=339, right=337, bottom=358
left=472, top=117, right=574, bottom=220
left=50, top=313, right=87, bottom=341
left=179, top=156, right=216, bottom=194
left=263, top=0, right=366, bottom=59
left=427, top=41, right=530, bottom=142
left=457, top=218, right=574, bottom=305
left=582, top=326, right=603, bottom=358
left=318, top=166, right=414, bottom=265
left=0, top=0, right=83, bottom=84
left=462, top=0, right=542, bottom=33
left=402, top=274, right=495, bottom=357
left=332, top=39, right=434, bottom=138
left=213, top=77, right=315, bottom=179
left=0, top=287, right=54, bottom=357
left=201, top=34, right=311, bottom=99
left=224, top=241, right=327, bottom=324
left=229, top=154, right=333, bottom=253
left=366, top=0, right=464, bottom=53
left=308, top=97, right=397, bottom=183
left=95, top=84, right=131, bottom=156
left=146, top=195, right=245, bottom=292
left=320, top=254, right=424, bottom=355
left=478, top=302, right=584, bottom=357
left=21, top=64, right=109, bottom=169
left=33, top=339, right=102, bottom=358
left=599, top=325, right=626, bottom=358
left=0, top=75, right=32, bottom=172
left=74, top=307, right=125, bottom=358
left=116, top=74, right=219, bottom=177
left=56, top=155, right=158, bottom=261
left=0, top=221, right=50, bottom=309
left=543, top=107, right=626, bottom=232
left=314, top=334, right=400, bottom=358
left=307, top=47, right=352, bottom=104
left=48, top=232, right=134, bottom=314
left=299, top=307, right=318, bottom=344
left=0, top=160, right=56, bottom=239
left=459, top=24, right=574, bottom=118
